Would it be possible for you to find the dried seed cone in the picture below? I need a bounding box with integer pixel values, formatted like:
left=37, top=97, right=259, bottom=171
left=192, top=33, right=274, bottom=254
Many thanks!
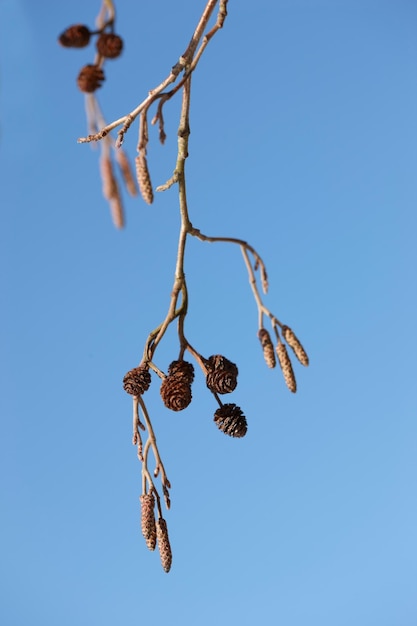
left=140, top=493, right=156, bottom=551
left=156, top=518, right=172, bottom=573
left=77, top=64, right=105, bottom=93
left=135, top=155, right=154, bottom=204
left=276, top=343, right=297, bottom=393
left=282, top=325, right=309, bottom=366
left=160, top=376, right=192, bottom=411
left=96, top=33, right=124, bottom=58
left=59, top=24, right=91, bottom=48
left=123, top=365, right=151, bottom=396
left=214, top=403, right=247, bottom=438
left=258, top=328, right=276, bottom=368
left=206, top=355, right=238, bottom=394
left=167, top=360, right=195, bottom=383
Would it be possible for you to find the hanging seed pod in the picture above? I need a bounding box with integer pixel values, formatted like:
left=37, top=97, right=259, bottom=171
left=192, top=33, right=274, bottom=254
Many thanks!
left=77, top=64, right=105, bottom=93
left=213, top=403, right=247, bottom=438
left=258, top=328, right=276, bottom=368
left=140, top=493, right=156, bottom=551
left=123, top=365, right=151, bottom=396
left=167, top=360, right=195, bottom=383
left=282, top=325, right=309, bottom=366
left=135, top=155, right=154, bottom=204
left=276, top=343, right=297, bottom=393
left=156, top=518, right=172, bottom=573
left=96, top=33, right=124, bottom=59
left=206, top=355, right=238, bottom=394
left=59, top=24, right=91, bottom=48
left=160, top=376, right=192, bottom=411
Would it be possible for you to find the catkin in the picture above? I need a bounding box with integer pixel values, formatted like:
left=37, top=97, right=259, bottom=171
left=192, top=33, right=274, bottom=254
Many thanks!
left=140, top=493, right=156, bottom=551
left=156, top=518, right=172, bottom=573
left=135, top=155, right=154, bottom=204
left=276, top=343, right=297, bottom=393
left=115, top=149, right=138, bottom=197
left=258, top=328, right=276, bottom=368
left=282, top=325, right=309, bottom=366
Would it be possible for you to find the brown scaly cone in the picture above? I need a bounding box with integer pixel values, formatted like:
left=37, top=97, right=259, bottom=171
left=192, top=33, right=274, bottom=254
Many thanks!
left=96, top=33, right=124, bottom=59
left=140, top=493, right=157, bottom=551
left=214, top=403, right=247, bottom=438
left=160, top=376, right=192, bottom=411
left=282, top=325, right=309, bottom=366
left=77, top=64, right=105, bottom=93
left=258, top=328, right=276, bottom=368
left=206, top=355, right=238, bottom=394
left=167, top=360, right=195, bottom=383
left=135, top=155, right=154, bottom=204
left=123, top=364, right=151, bottom=396
left=59, top=24, right=91, bottom=48
left=156, top=518, right=172, bottom=573
left=276, top=343, right=297, bottom=393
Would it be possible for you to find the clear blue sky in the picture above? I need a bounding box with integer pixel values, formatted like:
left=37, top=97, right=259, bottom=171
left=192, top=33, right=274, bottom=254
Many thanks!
left=1, top=1, right=416, bottom=625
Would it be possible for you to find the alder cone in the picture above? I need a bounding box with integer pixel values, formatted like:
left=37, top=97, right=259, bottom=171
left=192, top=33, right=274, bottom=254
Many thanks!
left=156, top=518, right=172, bottom=573
left=167, top=360, right=195, bottom=383
left=77, top=64, right=105, bottom=93
left=160, top=376, right=192, bottom=411
left=96, top=33, right=124, bottom=59
left=206, top=355, right=238, bottom=394
left=123, top=365, right=151, bottom=396
left=258, top=328, right=276, bottom=368
left=59, top=24, right=91, bottom=48
left=214, top=403, right=247, bottom=438
left=140, top=493, right=156, bottom=551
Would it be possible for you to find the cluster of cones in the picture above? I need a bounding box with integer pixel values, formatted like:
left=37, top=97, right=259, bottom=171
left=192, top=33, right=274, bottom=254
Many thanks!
left=58, top=23, right=124, bottom=92
left=123, top=354, right=248, bottom=438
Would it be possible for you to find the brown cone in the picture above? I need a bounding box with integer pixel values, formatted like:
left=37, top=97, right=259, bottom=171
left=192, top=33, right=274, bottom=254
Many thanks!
left=96, top=33, right=124, bottom=59
left=160, top=376, right=192, bottom=411
left=77, top=64, right=105, bottom=93
left=167, top=360, right=195, bottom=383
left=156, top=518, right=172, bottom=573
left=123, top=365, right=151, bottom=396
left=59, top=24, right=91, bottom=48
left=206, top=355, right=238, bottom=394
left=214, top=403, right=247, bottom=438
left=140, top=493, right=156, bottom=551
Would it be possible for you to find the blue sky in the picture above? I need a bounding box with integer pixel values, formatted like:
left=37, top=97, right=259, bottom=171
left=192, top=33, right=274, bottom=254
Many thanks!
left=1, top=1, right=417, bottom=625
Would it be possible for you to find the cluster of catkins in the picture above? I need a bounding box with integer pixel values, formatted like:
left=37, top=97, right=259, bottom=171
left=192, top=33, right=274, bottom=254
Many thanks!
left=58, top=23, right=124, bottom=92
left=258, top=324, right=309, bottom=391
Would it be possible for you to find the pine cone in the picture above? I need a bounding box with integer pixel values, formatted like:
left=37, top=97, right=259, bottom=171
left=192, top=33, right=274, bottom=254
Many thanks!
left=214, top=403, right=247, bottom=438
left=123, top=365, right=151, bottom=396
left=59, top=24, right=91, bottom=48
left=156, top=518, right=172, bottom=573
left=160, top=376, right=192, bottom=411
left=258, top=328, right=276, bottom=368
left=140, top=493, right=156, bottom=551
left=96, top=33, right=124, bottom=59
left=206, top=355, right=238, bottom=394
left=77, top=64, right=105, bottom=93
left=167, top=360, right=195, bottom=383
left=282, top=325, right=309, bottom=366
left=276, top=343, right=297, bottom=392
left=135, top=155, right=153, bottom=204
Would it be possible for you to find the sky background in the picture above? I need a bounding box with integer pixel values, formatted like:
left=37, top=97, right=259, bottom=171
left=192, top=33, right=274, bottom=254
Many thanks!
left=1, top=1, right=417, bottom=625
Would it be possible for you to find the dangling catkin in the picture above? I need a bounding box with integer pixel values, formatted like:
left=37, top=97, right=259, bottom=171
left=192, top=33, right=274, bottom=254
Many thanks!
left=156, top=518, right=172, bottom=573
left=135, top=154, right=154, bottom=204
left=282, top=325, right=309, bottom=366
left=258, top=328, right=276, bottom=368
left=276, top=343, right=297, bottom=393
